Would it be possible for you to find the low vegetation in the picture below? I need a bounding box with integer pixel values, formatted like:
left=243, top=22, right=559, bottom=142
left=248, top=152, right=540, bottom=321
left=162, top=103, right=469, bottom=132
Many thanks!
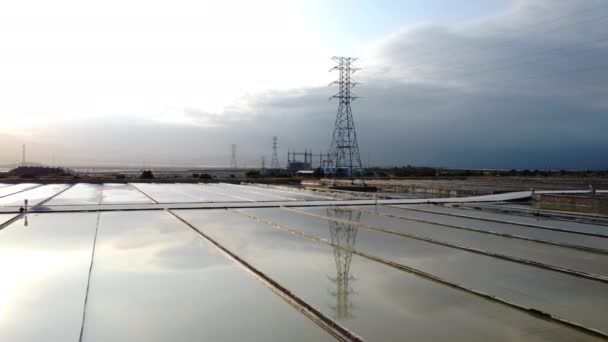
left=139, top=170, right=155, bottom=179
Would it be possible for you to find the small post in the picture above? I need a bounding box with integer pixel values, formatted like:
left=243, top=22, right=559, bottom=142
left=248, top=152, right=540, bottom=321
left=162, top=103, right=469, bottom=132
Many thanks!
left=24, top=199, right=29, bottom=213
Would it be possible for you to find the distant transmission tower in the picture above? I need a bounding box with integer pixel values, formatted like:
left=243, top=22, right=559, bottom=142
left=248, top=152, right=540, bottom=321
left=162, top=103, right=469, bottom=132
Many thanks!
left=230, top=144, right=237, bottom=168
left=21, top=144, right=26, bottom=166
left=329, top=56, right=364, bottom=182
left=271, top=136, right=280, bottom=169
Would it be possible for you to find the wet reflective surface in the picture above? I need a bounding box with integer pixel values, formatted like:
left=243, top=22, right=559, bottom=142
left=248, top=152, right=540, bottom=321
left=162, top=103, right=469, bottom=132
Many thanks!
left=301, top=206, right=608, bottom=278
left=46, top=183, right=103, bottom=205
left=222, top=183, right=297, bottom=200
left=401, top=204, right=608, bottom=235
left=0, top=182, right=353, bottom=206
left=132, top=183, right=211, bottom=202
left=132, top=183, right=239, bottom=203
left=377, top=205, right=608, bottom=251
left=0, top=183, right=40, bottom=198
left=4, top=183, right=608, bottom=341
left=531, top=199, right=608, bottom=216
left=0, top=214, right=17, bottom=226
left=203, top=183, right=264, bottom=201
left=101, top=184, right=154, bottom=204
left=175, top=209, right=601, bottom=341
left=224, top=183, right=345, bottom=201
left=250, top=185, right=337, bottom=200
left=0, top=212, right=98, bottom=341
left=83, top=210, right=334, bottom=342
left=241, top=207, right=608, bottom=333
left=0, top=184, right=70, bottom=206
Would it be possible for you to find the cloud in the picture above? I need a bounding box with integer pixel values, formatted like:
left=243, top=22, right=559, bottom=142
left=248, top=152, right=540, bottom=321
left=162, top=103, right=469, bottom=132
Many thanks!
left=239, top=0, right=608, bottom=169
left=3, top=0, right=608, bottom=169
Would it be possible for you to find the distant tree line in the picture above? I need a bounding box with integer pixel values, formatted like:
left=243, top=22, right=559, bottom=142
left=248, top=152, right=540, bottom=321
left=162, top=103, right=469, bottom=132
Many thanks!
left=7, top=166, right=73, bottom=178
left=361, top=166, right=608, bottom=178
left=191, top=173, right=212, bottom=179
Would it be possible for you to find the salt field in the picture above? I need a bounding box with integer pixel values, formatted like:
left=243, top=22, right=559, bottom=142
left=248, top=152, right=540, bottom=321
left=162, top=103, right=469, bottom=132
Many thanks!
left=1, top=182, right=608, bottom=341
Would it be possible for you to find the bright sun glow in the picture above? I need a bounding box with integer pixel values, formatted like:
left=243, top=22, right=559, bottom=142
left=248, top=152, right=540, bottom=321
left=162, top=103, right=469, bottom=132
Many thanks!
left=0, top=0, right=331, bottom=129
left=0, top=250, right=81, bottom=316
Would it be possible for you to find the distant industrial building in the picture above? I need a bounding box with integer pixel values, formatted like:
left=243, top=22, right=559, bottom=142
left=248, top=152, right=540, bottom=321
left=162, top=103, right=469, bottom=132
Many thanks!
left=287, top=149, right=331, bottom=173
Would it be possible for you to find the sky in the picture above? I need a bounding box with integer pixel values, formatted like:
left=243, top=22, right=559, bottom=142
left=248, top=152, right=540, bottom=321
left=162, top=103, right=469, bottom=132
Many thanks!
left=0, top=0, right=607, bottom=169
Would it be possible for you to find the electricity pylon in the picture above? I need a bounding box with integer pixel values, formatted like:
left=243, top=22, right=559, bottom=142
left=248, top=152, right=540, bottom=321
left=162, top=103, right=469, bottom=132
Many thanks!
left=271, top=136, right=280, bottom=169
left=329, top=57, right=364, bottom=183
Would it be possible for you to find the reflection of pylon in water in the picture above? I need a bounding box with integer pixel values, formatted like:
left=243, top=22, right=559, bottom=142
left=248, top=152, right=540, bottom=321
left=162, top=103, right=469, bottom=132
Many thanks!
left=327, top=208, right=360, bottom=320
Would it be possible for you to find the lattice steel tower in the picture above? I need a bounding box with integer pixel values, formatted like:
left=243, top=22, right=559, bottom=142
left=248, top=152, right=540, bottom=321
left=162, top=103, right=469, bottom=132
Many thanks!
left=329, top=57, right=364, bottom=181
left=230, top=144, right=237, bottom=168
left=271, top=136, right=280, bottom=169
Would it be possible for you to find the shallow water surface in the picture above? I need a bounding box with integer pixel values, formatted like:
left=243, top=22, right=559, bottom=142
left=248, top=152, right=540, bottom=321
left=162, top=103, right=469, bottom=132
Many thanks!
left=0, top=184, right=70, bottom=206
left=0, top=212, right=98, bottom=341
left=175, top=208, right=602, bottom=342
left=46, top=183, right=103, bottom=205
left=101, top=183, right=154, bottom=204
left=301, top=206, right=608, bottom=277
left=82, top=210, right=335, bottom=342
left=240, top=206, right=608, bottom=334
left=377, top=205, right=608, bottom=251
